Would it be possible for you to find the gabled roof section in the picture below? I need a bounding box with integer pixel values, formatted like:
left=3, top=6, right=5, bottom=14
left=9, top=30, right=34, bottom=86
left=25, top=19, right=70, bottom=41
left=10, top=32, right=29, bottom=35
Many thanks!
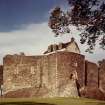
left=65, top=37, right=80, bottom=53
left=44, top=37, right=80, bottom=54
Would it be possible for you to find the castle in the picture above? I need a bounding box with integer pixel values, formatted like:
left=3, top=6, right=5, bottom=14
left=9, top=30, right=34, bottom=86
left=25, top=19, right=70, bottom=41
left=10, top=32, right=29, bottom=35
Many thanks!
left=0, top=38, right=105, bottom=100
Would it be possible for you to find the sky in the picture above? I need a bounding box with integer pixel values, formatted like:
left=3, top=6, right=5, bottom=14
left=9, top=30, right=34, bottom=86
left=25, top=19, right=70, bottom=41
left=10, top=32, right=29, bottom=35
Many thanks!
left=0, top=0, right=105, bottom=64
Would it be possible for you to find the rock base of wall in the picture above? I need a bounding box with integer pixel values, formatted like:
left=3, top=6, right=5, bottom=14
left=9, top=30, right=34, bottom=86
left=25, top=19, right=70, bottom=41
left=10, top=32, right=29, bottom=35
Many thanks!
left=3, top=80, right=79, bottom=98
left=59, top=80, right=78, bottom=97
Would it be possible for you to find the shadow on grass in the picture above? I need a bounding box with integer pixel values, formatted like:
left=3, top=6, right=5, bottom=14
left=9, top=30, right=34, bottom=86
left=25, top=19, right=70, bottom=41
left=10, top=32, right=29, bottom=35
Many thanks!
left=0, top=102, right=55, bottom=105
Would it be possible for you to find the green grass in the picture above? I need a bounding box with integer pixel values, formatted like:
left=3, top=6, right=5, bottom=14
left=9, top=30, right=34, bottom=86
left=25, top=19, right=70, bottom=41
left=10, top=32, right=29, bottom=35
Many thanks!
left=0, top=97, right=105, bottom=105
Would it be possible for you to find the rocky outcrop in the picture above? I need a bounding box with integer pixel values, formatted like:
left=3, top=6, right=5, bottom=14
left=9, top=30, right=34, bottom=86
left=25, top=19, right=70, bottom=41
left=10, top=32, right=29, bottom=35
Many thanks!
left=59, top=80, right=78, bottom=97
left=3, top=86, right=49, bottom=98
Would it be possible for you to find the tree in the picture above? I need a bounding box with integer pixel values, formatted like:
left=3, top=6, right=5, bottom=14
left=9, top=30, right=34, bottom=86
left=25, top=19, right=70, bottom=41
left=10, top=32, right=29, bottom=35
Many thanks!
left=48, top=0, right=105, bottom=53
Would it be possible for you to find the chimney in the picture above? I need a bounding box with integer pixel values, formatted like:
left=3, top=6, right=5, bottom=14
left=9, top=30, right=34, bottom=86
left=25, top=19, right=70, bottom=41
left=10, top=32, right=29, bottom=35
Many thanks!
left=53, top=44, right=58, bottom=51
left=48, top=45, right=53, bottom=53
left=58, top=43, right=63, bottom=50
left=20, top=52, right=25, bottom=56
left=71, top=37, right=75, bottom=42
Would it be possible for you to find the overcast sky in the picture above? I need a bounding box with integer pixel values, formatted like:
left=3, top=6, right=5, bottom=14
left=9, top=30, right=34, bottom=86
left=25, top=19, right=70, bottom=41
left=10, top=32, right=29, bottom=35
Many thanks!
left=0, top=0, right=105, bottom=64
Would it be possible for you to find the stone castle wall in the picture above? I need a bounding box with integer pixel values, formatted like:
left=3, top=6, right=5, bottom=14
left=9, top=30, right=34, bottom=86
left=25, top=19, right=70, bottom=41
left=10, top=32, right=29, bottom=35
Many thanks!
left=57, top=52, right=85, bottom=89
left=3, top=52, right=85, bottom=97
left=3, top=55, right=42, bottom=93
left=56, top=52, right=85, bottom=97
left=42, top=53, right=57, bottom=97
left=99, top=60, right=105, bottom=92
left=85, top=61, right=98, bottom=88
left=3, top=53, right=58, bottom=96
left=2, top=52, right=105, bottom=98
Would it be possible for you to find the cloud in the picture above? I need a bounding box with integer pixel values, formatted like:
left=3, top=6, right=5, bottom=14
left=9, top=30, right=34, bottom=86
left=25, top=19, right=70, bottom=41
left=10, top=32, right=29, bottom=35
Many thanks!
left=0, top=22, right=58, bottom=63
left=0, top=22, right=105, bottom=64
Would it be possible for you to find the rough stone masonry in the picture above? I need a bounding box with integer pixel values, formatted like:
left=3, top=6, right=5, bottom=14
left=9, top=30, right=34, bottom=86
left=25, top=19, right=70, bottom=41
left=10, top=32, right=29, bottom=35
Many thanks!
left=0, top=38, right=105, bottom=100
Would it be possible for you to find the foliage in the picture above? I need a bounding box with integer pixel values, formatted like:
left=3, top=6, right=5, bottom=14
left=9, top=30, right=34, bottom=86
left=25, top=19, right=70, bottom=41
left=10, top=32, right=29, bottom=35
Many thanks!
left=48, top=0, right=105, bottom=52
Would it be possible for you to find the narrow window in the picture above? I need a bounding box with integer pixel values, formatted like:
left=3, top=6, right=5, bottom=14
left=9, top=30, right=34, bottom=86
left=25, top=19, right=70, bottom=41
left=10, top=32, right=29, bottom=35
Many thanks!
left=74, top=62, right=78, bottom=67
left=70, top=74, right=73, bottom=79
left=31, top=66, right=35, bottom=74
left=14, top=67, right=19, bottom=74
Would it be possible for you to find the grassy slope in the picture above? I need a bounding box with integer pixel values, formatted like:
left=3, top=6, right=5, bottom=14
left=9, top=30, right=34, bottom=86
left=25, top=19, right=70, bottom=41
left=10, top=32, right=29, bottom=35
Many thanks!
left=0, top=97, right=105, bottom=105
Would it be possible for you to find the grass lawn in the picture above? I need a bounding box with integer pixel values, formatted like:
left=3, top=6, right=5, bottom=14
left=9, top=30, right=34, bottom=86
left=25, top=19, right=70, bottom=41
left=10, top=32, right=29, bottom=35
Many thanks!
left=0, top=97, right=105, bottom=105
